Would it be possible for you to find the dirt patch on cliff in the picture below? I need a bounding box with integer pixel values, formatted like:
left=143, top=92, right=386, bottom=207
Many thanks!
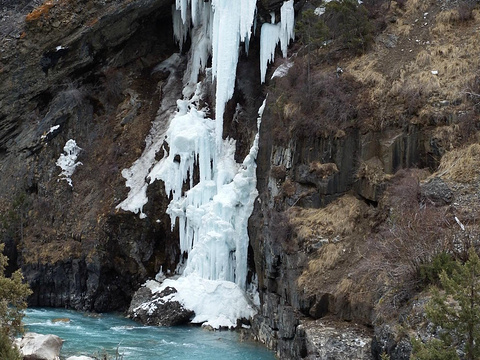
left=346, top=2, right=480, bottom=132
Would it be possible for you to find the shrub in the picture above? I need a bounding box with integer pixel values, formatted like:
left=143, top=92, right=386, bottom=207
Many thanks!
left=418, top=252, right=458, bottom=286
left=413, top=248, right=480, bottom=360
left=457, top=1, right=475, bottom=22
left=296, top=8, right=328, bottom=52
left=0, top=331, right=21, bottom=360
left=366, top=170, right=453, bottom=318
left=0, top=244, right=31, bottom=359
left=324, top=0, right=375, bottom=54
left=396, top=0, right=408, bottom=10
left=268, top=64, right=363, bottom=141
left=271, top=165, right=287, bottom=180
left=411, top=338, right=459, bottom=360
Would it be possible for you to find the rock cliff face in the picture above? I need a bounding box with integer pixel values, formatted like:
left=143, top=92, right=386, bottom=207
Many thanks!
left=247, top=112, right=440, bottom=358
left=0, top=0, right=180, bottom=311
left=1, top=0, right=479, bottom=359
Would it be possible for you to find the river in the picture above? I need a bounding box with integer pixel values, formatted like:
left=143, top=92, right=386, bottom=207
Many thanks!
left=23, top=308, right=276, bottom=360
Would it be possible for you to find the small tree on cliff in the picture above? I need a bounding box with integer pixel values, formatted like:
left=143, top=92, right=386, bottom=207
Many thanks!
left=295, top=8, right=328, bottom=89
left=412, top=248, right=480, bottom=360
left=0, top=243, right=31, bottom=359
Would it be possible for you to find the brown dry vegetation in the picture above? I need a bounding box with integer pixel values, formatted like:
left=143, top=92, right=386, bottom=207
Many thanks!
left=346, top=3, right=480, bottom=131
left=356, top=157, right=392, bottom=185
left=269, top=1, right=480, bottom=143
left=296, top=169, right=459, bottom=324
left=290, top=194, right=370, bottom=242
left=435, top=142, right=480, bottom=183
left=309, top=161, right=339, bottom=178
left=269, top=66, right=364, bottom=140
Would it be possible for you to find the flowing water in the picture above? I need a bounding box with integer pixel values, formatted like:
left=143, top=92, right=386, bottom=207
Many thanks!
left=23, top=308, right=276, bottom=360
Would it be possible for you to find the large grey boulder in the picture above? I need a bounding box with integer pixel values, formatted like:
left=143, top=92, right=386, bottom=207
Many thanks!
left=16, top=332, right=63, bottom=360
left=298, top=319, right=373, bottom=360
left=128, top=285, right=194, bottom=326
left=420, top=177, right=453, bottom=206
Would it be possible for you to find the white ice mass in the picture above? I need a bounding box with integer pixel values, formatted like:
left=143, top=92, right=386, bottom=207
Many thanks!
left=56, top=139, right=82, bottom=187
left=118, top=0, right=294, bottom=328
left=260, top=0, right=295, bottom=83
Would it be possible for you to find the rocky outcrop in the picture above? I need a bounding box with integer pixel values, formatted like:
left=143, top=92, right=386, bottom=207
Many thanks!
left=371, top=325, right=412, bottom=360
left=298, top=320, right=373, bottom=360
left=248, top=93, right=449, bottom=358
left=0, top=0, right=182, bottom=311
left=16, top=332, right=63, bottom=360
left=128, top=285, right=194, bottom=326
left=420, top=177, right=453, bottom=206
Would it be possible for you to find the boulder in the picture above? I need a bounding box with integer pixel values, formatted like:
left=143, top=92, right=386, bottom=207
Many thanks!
left=420, top=177, right=453, bottom=206
left=16, top=332, right=63, bottom=360
left=300, top=319, right=373, bottom=360
left=128, top=286, right=194, bottom=326
left=372, top=324, right=412, bottom=360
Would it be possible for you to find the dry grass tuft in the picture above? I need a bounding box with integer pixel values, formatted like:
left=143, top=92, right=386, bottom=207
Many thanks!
left=435, top=9, right=460, bottom=25
left=348, top=55, right=386, bottom=99
left=435, top=143, right=480, bottom=183
left=282, top=178, right=296, bottom=197
left=283, top=102, right=300, bottom=120
left=309, top=161, right=339, bottom=178
left=415, top=50, right=431, bottom=67
left=288, top=194, right=367, bottom=241
left=356, top=157, right=391, bottom=185
left=300, top=243, right=345, bottom=280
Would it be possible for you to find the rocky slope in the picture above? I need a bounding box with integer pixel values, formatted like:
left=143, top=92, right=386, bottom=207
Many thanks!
left=1, top=0, right=480, bottom=359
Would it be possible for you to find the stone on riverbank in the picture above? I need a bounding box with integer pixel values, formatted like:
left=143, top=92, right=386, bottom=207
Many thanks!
left=16, top=332, right=63, bottom=360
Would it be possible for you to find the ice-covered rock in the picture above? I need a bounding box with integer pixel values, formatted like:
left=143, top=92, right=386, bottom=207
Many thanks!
left=128, top=285, right=194, bottom=326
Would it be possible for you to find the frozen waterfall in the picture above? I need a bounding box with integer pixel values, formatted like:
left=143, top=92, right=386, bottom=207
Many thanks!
left=118, top=0, right=294, bottom=328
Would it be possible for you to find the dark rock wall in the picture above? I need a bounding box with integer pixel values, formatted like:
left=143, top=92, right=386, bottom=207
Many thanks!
left=0, top=0, right=182, bottom=311
left=249, top=97, right=440, bottom=357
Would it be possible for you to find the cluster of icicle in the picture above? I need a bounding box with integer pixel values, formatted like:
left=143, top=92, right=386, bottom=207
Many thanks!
left=118, top=0, right=295, bottom=328
left=173, top=0, right=295, bottom=144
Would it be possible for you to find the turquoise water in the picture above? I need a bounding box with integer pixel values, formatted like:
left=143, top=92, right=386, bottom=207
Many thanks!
left=23, top=308, right=276, bottom=360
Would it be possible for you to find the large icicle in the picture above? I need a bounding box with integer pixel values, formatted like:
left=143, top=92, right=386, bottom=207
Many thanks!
left=175, top=0, right=257, bottom=148
left=260, top=0, right=295, bottom=83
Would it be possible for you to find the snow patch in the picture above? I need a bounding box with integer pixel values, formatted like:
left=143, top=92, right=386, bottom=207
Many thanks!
left=41, top=125, right=60, bottom=140
left=56, top=139, right=82, bottom=187
left=116, top=53, right=184, bottom=218
left=153, top=275, right=256, bottom=329
left=271, top=60, right=294, bottom=79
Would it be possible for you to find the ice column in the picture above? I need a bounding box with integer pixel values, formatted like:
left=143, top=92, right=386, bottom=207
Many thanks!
left=260, top=0, right=295, bottom=83
left=174, top=0, right=257, bottom=148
